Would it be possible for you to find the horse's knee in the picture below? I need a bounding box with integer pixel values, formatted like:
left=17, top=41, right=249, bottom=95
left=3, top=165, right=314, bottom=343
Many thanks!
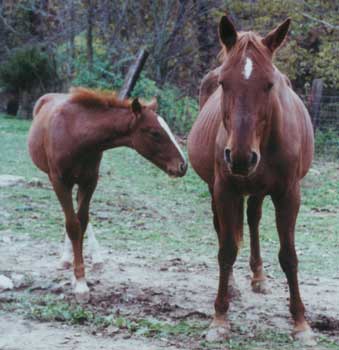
left=278, top=246, right=298, bottom=273
left=65, top=217, right=82, bottom=241
left=77, top=210, right=89, bottom=232
left=218, top=244, right=237, bottom=268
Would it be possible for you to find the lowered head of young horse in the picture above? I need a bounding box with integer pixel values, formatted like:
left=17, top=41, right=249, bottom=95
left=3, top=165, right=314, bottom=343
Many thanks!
left=130, top=97, right=187, bottom=177
left=217, top=15, right=291, bottom=177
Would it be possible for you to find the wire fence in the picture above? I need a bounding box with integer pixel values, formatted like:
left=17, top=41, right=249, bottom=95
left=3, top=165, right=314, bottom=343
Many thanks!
left=300, top=94, right=339, bottom=160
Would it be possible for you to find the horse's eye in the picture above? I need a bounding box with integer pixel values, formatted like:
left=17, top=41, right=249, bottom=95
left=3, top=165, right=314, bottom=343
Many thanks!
left=150, top=131, right=162, bottom=141
left=265, top=82, right=274, bottom=92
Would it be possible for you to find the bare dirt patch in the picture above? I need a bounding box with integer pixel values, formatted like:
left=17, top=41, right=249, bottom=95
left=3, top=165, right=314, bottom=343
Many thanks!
left=0, top=230, right=338, bottom=349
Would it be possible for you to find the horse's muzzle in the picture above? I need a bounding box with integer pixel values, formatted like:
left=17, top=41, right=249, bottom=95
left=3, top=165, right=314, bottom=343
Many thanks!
left=224, top=148, right=259, bottom=176
left=167, top=161, right=187, bottom=177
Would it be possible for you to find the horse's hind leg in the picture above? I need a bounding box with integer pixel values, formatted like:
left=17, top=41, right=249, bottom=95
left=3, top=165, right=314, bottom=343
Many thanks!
left=60, top=223, right=102, bottom=271
left=247, top=195, right=269, bottom=294
left=60, top=230, right=73, bottom=269
left=76, top=179, right=102, bottom=271
left=51, top=177, right=89, bottom=303
left=272, top=184, right=315, bottom=345
left=86, top=223, right=103, bottom=270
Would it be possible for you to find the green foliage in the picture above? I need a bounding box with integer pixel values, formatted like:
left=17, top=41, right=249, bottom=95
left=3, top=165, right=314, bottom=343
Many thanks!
left=71, top=57, right=199, bottom=133
left=29, top=299, right=94, bottom=324
left=0, top=47, right=58, bottom=93
left=223, top=0, right=339, bottom=90
left=70, top=52, right=125, bottom=91
left=132, top=75, right=199, bottom=134
left=313, top=42, right=339, bottom=88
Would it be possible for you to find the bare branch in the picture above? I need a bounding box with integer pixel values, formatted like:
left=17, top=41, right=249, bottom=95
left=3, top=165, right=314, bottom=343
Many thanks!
left=302, top=12, right=339, bottom=30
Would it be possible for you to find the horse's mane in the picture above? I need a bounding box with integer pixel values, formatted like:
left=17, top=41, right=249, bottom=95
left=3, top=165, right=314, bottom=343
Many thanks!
left=219, top=31, right=271, bottom=65
left=69, top=87, right=132, bottom=109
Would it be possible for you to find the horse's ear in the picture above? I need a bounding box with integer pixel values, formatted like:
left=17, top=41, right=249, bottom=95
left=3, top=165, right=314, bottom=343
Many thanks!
left=148, top=97, right=158, bottom=111
left=219, top=15, right=237, bottom=51
left=131, top=98, right=142, bottom=116
left=262, top=18, right=291, bottom=54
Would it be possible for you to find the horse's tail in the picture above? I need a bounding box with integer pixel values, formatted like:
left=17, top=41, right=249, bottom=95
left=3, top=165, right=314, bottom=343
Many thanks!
left=33, top=95, right=49, bottom=118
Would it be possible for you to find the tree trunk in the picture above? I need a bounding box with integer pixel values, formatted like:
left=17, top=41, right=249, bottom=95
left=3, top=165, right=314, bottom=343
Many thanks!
left=119, top=49, right=149, bottom=99
left=308, top=78, right=323, bottom=132
left=69, top=0, right=76, bottom=61
left=193, top=0, right=214, bottom=75
left=85, top=0, right=94, bottom=72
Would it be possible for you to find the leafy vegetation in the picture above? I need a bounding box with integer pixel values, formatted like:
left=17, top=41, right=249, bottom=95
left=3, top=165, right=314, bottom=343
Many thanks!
left=0, top=46, right=58, bottom=93
left=70, top=50, right=199, bottom=133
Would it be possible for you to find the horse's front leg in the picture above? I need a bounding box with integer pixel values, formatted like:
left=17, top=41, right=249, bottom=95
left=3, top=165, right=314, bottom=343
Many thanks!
left=247, top=195, right=270, bottom=294
left=272, top=183, right=315, bottom=345
left=206, top=179, right=243, bottom=341
left=210, top=185, right=240, bottom=299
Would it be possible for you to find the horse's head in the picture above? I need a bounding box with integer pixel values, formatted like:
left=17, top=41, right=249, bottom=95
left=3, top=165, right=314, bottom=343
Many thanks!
left=130, top=98, right=187, bottom=177
left=218, top=16, right=290, bottom=176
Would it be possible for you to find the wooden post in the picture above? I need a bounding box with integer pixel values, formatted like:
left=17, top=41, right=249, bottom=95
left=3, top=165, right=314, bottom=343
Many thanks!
left=308, top=78, right=323, bottom=132
left=119, top=48, right=149, bottom=99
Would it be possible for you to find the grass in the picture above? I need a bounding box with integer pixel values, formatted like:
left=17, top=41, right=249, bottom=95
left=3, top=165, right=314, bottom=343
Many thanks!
left=0, top=113, right=338, bottom=349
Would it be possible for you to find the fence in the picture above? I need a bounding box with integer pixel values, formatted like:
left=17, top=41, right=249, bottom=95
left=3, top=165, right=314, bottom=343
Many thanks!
left=300, top=80, right=339, bottom=160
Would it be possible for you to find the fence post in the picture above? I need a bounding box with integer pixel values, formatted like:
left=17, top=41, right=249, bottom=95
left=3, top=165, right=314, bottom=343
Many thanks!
left=119, top=48, right=149, bottom=99
left=308, top=78, right=323, bottom=132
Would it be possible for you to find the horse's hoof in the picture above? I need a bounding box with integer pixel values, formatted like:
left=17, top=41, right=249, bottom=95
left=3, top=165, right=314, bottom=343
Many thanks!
left=293, top=325, right=317, bottom=346
left=205, top=317, right=230, bottom=342
left=74, top=279, right=90, bottom=303
left=59, top=259, right=72, bottom=270
left=251, top=279, right=270, bottom=294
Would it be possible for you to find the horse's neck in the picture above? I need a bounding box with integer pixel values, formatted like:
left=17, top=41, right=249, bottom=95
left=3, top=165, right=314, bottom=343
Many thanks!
left=78, top=107, right=134, bottom=150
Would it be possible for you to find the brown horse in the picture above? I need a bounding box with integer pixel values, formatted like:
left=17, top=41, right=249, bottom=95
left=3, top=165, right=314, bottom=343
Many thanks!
left=28, top=87, right=187, bottom=302
left=188, top=17, right=315, bottom=344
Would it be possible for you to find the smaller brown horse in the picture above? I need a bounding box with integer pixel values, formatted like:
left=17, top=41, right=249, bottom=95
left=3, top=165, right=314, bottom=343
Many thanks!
left=28, top=87, right=187, bottom=302
left=188, top=17, right=315, bottom=344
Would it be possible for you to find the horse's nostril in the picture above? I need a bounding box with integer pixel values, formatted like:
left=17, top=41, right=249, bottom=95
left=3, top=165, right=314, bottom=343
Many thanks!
left=179, top=162, right=188, bottom=174
left=224, top=148, right=232, bottom=164
left=250, top=151, right=258, bottom=166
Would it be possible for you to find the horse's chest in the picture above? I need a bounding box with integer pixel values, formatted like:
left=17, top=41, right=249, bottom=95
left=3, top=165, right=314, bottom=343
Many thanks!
left=230, top=176, right=269, bottom=196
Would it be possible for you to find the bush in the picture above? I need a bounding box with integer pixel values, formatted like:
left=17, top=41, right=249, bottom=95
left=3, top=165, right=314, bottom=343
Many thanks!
left=0, top=47, right=58, bottom=93
left=70, top=52, right=125, bottom=91
left=72, top=62, right=199, bottom=134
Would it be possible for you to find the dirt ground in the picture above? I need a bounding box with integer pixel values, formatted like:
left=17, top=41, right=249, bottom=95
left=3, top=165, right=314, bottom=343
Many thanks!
left=0, top=229, right=338, bottom=350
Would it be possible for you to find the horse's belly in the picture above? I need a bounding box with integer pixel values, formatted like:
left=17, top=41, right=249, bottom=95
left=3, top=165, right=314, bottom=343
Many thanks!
left=187, top=131, right=215, bottom=185
left=188, top=96, right=221, bottom=186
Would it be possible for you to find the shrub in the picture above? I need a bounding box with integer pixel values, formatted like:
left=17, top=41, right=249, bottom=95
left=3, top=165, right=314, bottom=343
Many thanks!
left=0, top=47, right=58, bottom=93
left=72, top=61, right=199, bottom=134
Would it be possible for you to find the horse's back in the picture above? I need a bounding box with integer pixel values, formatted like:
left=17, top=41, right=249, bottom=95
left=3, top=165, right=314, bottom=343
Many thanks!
left=187, top=88, right=222, bottom=186
left=28, top=93, right=68, bottom=173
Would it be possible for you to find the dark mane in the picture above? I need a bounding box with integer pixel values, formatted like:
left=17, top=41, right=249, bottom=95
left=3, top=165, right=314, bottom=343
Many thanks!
left=69, top=87, right=132, bottom=109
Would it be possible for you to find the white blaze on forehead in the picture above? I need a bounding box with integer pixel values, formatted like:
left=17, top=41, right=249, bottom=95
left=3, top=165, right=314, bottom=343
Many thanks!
left=243, top=57, right=253, bottom=80
left=157, top=116, right=186, bottom=163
